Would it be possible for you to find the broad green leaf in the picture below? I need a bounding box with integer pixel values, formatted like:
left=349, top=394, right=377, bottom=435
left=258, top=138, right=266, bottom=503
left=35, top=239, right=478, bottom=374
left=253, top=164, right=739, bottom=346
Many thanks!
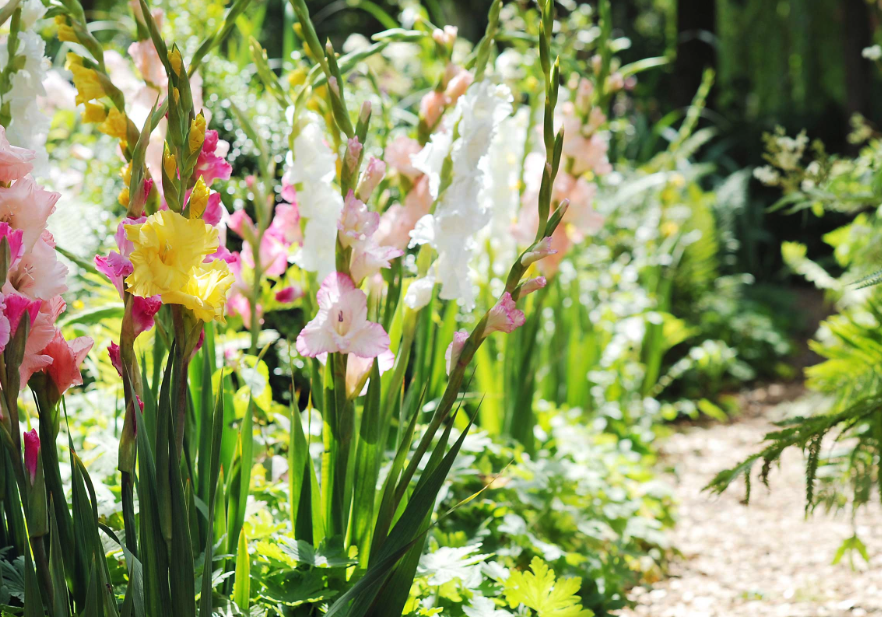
left=504, top=557, right=593, bottom=617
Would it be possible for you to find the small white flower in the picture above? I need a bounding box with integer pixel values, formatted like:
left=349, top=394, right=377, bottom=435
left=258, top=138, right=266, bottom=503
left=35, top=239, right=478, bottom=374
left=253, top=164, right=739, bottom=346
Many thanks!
left=863, top=45, right=882, bottom=60
left=753, top=165, right=780, bottom=185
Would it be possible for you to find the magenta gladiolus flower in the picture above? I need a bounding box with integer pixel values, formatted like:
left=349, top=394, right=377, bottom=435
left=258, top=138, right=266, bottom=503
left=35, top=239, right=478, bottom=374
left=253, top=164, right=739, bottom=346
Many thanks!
left=5, top=293, right=40, bottom=337
left=23, top=429, right=39, bottom=484
left=484, top=293, right=525, bottom=336
left=0, top=223, right=25, bottom=269
left=108, top=341, right=123, bottom=377
left=275, top=286, right=302, bottom=304
left=133, top=295, right=162, bottom=336
left=95, top=252, right=134, bottom=298
left=195, top=130, right=232, bottom=187
left=295, top=272, right=390, bottom=359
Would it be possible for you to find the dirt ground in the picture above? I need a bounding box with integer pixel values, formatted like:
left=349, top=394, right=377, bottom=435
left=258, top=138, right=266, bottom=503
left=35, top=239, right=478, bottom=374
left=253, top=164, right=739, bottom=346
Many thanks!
left=618, top=383, right=882, bottom=617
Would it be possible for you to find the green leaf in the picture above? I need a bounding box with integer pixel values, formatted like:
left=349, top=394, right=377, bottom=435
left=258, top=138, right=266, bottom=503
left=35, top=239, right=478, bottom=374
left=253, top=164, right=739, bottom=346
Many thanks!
left=232, top=528, right=250, bottom=609
left=278, top=538, right=356, bottom=569
left=504, top=557, right=593, bottom=617
left=697, top=399, right=727, bottom=422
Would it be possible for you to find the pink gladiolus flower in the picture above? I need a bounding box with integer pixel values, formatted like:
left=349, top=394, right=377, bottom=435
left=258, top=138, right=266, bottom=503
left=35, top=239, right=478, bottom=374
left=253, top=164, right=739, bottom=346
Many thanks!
left=10, top=235, right=69, bottom=300
left=242, top=232, right=289, bottom=277
left=444, top=65, right=473, bottom=103
left=484, top=293, right=525, bottom=336
left=0, top=127, right=35, bottom=182
left=384, top=136, right=423, bottom=180
left=115, top=216, right=146, bottom=259
left=18, top=296, right=64, bottom=389
left=536, top=225, right=570, bottom=276
left=420, top=90, right=447, bottom=128
left=4, top=293, right=40, bottom=337
left=203, top=193, right=226, bottom=227
left=133, top=295, right=162, bottom=336
left=338, top=190, right=379, bottom=248
left=269, top=203, right=302, bottom=246
left=344, top=137, right=362, bottom=174
left=521, top=237, right=557, bottom=267
left=129, top=40, right=167, bottom=88
left=356, top=157, right=386, bottom=201
left=275, top=286, right=302, bottom=304
left=195, top=130, right=232, bottom=187
left=280, top=177, right=296, bottom=204
left=520, top=276, right=546, bottom=297
left=42, top=329, right=93, bottom=395
left=295, top=272, right=390, bottom=359
left=0, top=223, right=25, bottom=270
left=445, top=330, right=469, bottom=375
left=95, top=252, right=134, bottom=298
left=23, top=429, right=39, bottom=484
left=0, top=176, right=59, bottom=252
left=375, top=176, right=433, bottom=250
left=350, top=242, right=403, bottom=284
left=108, top=341, right=123, bottom=377
left=345, top=348, right=394, bottom=398
left=228, top=209, right=256, bottom=239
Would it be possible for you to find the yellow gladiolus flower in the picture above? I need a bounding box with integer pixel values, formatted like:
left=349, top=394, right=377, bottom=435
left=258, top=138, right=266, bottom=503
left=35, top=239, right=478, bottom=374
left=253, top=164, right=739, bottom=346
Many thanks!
left=83, top=102, right=107, bottom=124
left=118, top=187, right=130, bottom=207
left=189, top=176, right=209, bottom=219
left=188, top=113, right=206, bottom=155
left=55, top=16, right=78, bottom=43
left=125, top=210, right=219, bottom=297
left=161, top=260, right=235, bottom=323
left=99, top=108, right=128, bottom=140
left=70, top=63, right=106, bottom=105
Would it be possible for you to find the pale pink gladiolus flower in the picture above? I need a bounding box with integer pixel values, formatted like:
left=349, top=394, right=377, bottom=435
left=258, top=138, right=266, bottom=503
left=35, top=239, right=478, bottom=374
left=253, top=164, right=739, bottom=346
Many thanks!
left=0, top=176, right=59, bottom=252
left=444, top=66, right=473, bottom=103
left=432, top=25, right=457, bottom=47
left=345, top=348, right=394, bottom=398
left=344, top=137, right=363, bottom=174
left=521, top=237, right=557, bottom=267
left=568, top=133, right=612, bottom=176
left=520, top=276, right=547, bottom=297
left=128, top=40, right=167, bottom=88
left=295, top=272, right=390, bottom=359
left=108, top=341, right=123, bottom=377
left=338, top=190, right=379, bottom=249
left=270, top=203, right=302, bottom=246
left=375, top=176, right=433, bottom=250
left=445, top=330, right=469, bottom=375
left=356, top=156, right=386, bottom=201
left=384, top=136, right=423, bottom=180
left=10, top=234, right=69, bottom=300
left=536, top=225, right=571, bottom=277
left=350, top=241, right=403, bottom=284
left=0, top=127, right=35, bottom=182
left=484, top=293, right=525, bottom=336
left=42, top=329, right=94, bottom=395
left=23, top=429, right=39, bottom=484
left=420, top=90, right=447, bottom=128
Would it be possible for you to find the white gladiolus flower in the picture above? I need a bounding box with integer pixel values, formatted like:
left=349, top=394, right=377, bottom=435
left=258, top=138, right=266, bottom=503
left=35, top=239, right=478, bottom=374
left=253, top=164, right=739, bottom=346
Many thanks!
left=404, top=275, right=435, bottom=310
left=413, top=81, right=514, bottom=310
left=285, top=115, right=344, bottom=279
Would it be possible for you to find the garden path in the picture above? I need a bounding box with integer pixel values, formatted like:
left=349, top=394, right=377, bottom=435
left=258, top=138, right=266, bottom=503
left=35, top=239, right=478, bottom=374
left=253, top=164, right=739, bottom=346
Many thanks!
left=618, top=383, right=882, bottom=617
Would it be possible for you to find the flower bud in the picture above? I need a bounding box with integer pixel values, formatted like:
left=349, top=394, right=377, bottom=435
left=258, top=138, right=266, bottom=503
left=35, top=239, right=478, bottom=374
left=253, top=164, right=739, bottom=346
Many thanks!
left=168, top=47, right=183, bottom=77
left=344, top=137, right=362, bottom=174
left=189, top=176, right=209, bottom=219
left=23, top=429, right=39, bottom=485
left=520, top=276, right=547, bottom=297
left=188, top=113, right=206, bottom=155
left=521, top=237, right=557, bottom=267
left=355, top=156, right=386, bottom=201
left=163, top=146, right=177, bottom=179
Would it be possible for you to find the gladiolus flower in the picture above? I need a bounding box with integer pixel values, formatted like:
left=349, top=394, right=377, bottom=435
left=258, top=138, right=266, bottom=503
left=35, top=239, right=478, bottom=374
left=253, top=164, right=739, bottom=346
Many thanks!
left=420, top=90, right=447, bottom=128
left=23, top=429, right=39, bottom=484
left=168, top=47, right=183, bottom=76
left=384, top=136, right=423, bottom=180
left=0, top=175, right=59, bottom=252
left=203, top=193, right=226, bottom=227
left=356, top=157, right=386, bottom=201
left=350, top=241, right=403, bottom=284
left=445, top=330, right=469, bottom=375
left=125, top=210, right=220, bottom=297
left=160, top=260, right=235, bottom=323
left=195, top=130, right=232, bottom=187
left=0, top=223, right=25, bottom=270
left=484, top=293, right=525, bottom=336
left=94, top=252, right=133, bottom=298
left=133, top=295, right=162, bottom=336
left=0, top=127, right=35, bottom=182
left=189, top=176, right=209, bottom=219
left=344, top=349, right=394, bottom=398
left=521, top=237, right=557, bottom=267
left=295, top=272, right=389, bottom=359
left=338, top=191, right=379, bottom=248
left=269, top=203, right=301, bottom=246
left=344, top=137, right=362, bottom=175
left=4, top=293, right=40, bottom=337
left=520, top=276, right=546, bottom=297
left=108, top=341, right=123, bottom=377
left=69, top=62, right=106, bottom=105
left=98, top=108, right=128, bottom=141
left=42, top=329, right=94, bottom=395
left=275, top=286, right=302, bottom=304
left=129, top=39, right=166, bottom=87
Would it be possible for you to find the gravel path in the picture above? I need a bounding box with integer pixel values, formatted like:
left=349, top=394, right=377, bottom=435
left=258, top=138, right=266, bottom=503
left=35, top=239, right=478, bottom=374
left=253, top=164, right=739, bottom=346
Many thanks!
left=618, top=383, right=882, bottom=617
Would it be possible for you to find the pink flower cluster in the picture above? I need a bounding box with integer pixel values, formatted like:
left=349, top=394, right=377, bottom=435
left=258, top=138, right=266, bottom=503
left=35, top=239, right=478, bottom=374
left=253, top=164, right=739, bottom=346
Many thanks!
left=420, top=60, right=474, bottom=129
left=338, top=189, right=403, bottom=285
left=0, top=127, right=93, bottom=397
left=374, top=136, right=433, bottom=251
left=225, top=190, right=304, bottom=328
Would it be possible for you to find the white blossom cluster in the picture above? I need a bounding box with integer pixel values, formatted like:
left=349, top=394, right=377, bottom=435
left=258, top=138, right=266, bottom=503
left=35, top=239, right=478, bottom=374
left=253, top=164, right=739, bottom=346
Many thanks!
left=284, top=113, right=344, bottom=279
left=409, top=81, right=514, bottom=311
